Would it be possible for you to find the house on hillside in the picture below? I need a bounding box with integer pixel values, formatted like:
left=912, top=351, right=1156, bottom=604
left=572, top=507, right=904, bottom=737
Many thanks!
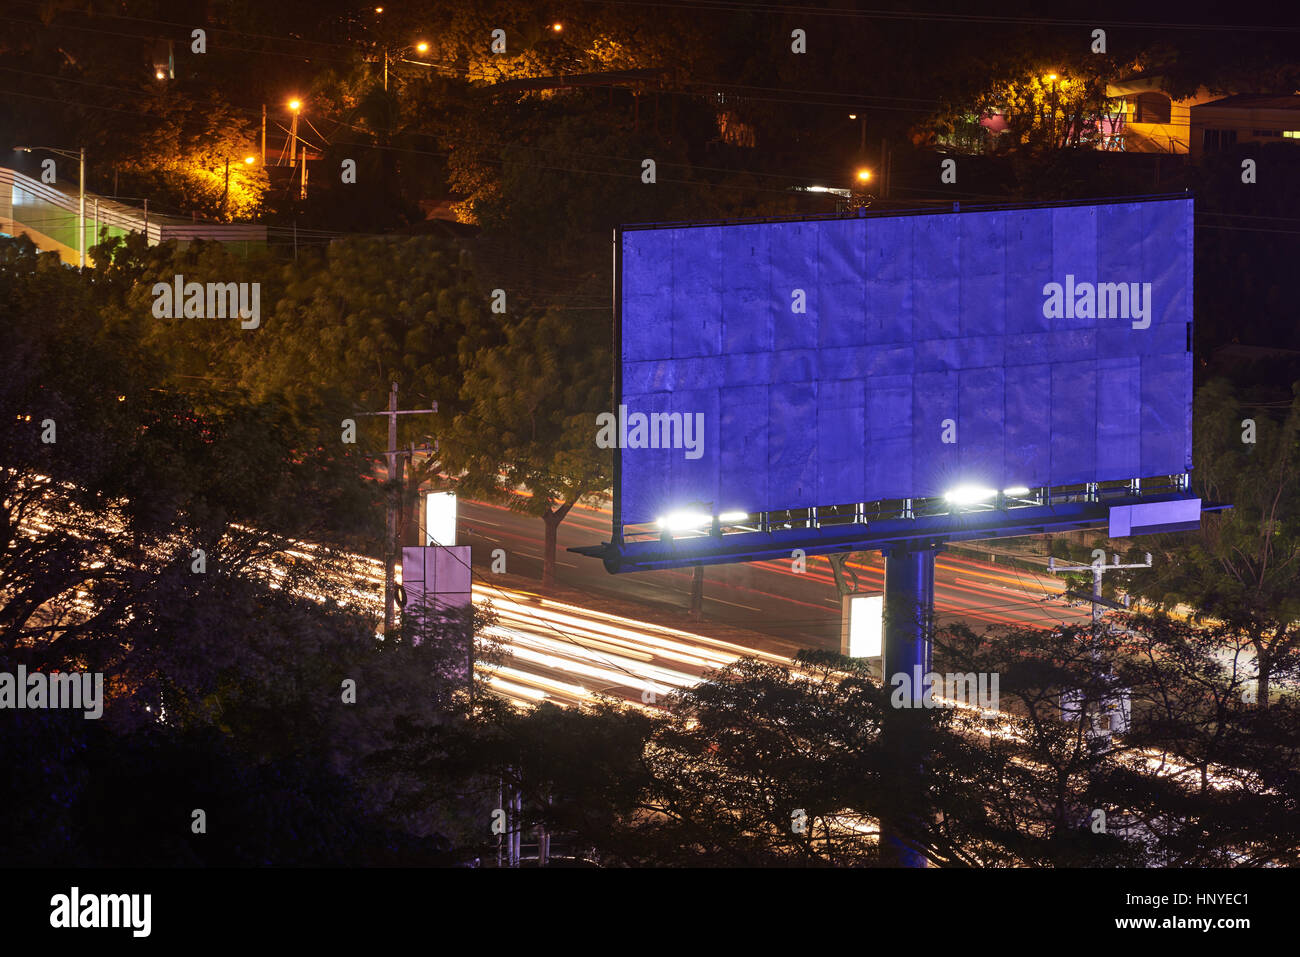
left=1188, top=94, right=1300, bottom=158
left=1104, top=75, right=1219, bottom=154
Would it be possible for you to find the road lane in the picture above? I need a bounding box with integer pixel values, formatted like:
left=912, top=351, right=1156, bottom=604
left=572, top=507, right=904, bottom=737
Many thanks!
left=457, top=497, right=1094, bottom=652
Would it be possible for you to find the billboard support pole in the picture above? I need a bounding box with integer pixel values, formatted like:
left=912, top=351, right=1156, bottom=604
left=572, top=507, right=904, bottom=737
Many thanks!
left=881, top=544, right=937, bottom=868
left=611, top=226, right=624, bottom=546
left=689, top=565, right=704, bottom=620
left=883, top=545, right=935, bottom=704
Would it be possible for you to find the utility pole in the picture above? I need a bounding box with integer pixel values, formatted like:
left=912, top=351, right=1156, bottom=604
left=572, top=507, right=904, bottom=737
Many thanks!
left=1047, top=81, right=1054, bottom=144
left=880, top=137, right=891, bottom=200
left=496, top=779, right=504, bottom=868
left=507, top=779, right=522, bottom=867
left=849, top=112, right=865, bottom=154
left=261, top=104, right=266, bottom=167
left=538, top=800, right=550, bottom=867
left=384, top=383, right=400, bottom=636
left=358, top=383, right=436, bottom=637
left=1047, top=552, right=1152, bottom=629
left=1046, top=551, right=1151, bottom=751
left=222, top=157, right=230, bottom=217
left=78, top=146, right=85, bottom=268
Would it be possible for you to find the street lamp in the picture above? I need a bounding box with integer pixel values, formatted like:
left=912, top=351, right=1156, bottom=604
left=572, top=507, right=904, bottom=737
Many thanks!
left=1045, top=73, right=1059, bottom=144
left=849, top=166, right=875, bottom=212
left=288, top=98, right=302, bottom=166
left=14, top=145, right=86, bottom=268
left=384, top=40, right=430, bottom=91
left=219, top=155, right=258, bottom=216
left=287, top=99, right=308, bottom=199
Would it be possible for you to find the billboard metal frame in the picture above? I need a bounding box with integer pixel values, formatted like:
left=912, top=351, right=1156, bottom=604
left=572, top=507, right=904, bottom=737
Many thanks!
left=579, top=194, right=1208, bottom=575
left=575, top=485, right=1220, bottom=575
left=575, top=195, right=1224, bottom=871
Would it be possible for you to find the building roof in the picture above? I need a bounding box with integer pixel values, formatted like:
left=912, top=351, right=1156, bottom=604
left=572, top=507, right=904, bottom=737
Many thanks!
left=1106, top=74, right=1167, bottom=97
left=1192, top=94, right=1300, bottom=111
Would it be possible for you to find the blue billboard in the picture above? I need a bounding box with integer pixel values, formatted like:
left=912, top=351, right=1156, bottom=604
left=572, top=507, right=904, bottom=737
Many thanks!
left=615, top=198, right=1193, bottom=530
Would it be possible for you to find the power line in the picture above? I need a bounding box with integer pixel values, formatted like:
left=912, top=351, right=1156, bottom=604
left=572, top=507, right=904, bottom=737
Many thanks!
left=566, top=0, right=1300, bottom=33
left=12, top=0, right=1298, bottom=42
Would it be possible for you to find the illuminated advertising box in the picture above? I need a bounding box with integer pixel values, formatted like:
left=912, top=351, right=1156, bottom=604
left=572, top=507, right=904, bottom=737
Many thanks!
left=616, top=198, right=1193, bottom=531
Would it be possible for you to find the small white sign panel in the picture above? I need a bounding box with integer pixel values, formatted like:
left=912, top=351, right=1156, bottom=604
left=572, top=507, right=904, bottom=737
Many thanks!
left=426, top=491, right=457, bottom=546
left=847, top=593, right=883, bottom=658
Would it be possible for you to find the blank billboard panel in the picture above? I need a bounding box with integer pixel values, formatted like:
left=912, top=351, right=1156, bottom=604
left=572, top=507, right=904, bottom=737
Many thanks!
left=617, top=199, right=1192, bottom=527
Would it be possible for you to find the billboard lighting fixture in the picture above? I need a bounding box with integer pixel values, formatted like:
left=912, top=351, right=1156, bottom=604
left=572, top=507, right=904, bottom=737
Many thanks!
left=657, top=510, right=748, bottom=532
left=944, top=486, right=1032, bottom=506
left=658, top=511, right=709, bottom=531
left=944, top=486, right=997, bottom=505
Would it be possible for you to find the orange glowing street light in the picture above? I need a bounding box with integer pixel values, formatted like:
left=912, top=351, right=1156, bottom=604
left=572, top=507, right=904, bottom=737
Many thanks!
left=244, top=155, right=256, bottom=164
left=288, top=99, right=303, bottom=166
left=1044, top=74, right=1060, bottom=142
left=552, top=22, right=563, bottom=32
left=384, top=41, right=429, bottom=89
left=855, top=168, right=872, bottom=183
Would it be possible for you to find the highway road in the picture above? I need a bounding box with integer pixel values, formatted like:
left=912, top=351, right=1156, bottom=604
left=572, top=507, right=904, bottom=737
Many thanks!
left=456, top=497, right=1095, bottom=655
left=12, top=484, right=1096, bottom=713
left=473, top=587, right=789, bottom=709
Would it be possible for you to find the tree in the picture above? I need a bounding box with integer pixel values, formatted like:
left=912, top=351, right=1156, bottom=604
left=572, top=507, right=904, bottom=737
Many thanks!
left=1121, top=379, right=1300, bottom=708
left=104, top=234, right=493, bottom=556
left=1108, top=612, right=1300, bottom=865
left=928, top=51, right=1131, bottom=154
left=496, top=648, right=1155, bottom=867
left=446, top=304, right=611, bottom=587
left=1, top=234, right=485, bottom=864
left=460, top=700, right=659, bottom=866
left=473, top=108, right=695, bottom=284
